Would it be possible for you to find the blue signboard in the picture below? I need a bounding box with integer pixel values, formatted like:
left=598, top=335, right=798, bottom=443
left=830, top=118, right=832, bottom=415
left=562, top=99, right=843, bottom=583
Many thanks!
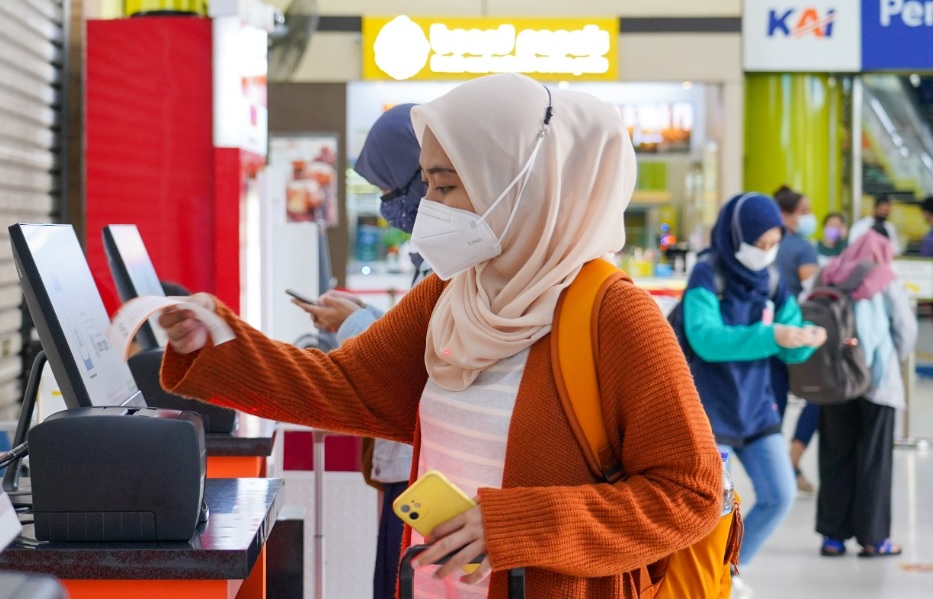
left=862, top=0, right=933, bottom=70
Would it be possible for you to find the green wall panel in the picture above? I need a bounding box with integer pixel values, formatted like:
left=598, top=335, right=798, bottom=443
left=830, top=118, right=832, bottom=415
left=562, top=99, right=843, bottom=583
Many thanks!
left=744, top=73, right=845, bottom=220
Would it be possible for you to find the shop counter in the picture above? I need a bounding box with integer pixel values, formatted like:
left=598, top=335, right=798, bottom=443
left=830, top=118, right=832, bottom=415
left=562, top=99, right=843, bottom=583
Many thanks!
left=0, top=477, right=283, bottom=599
left=205, top=414, right=276, bottom=478
left=632, top=276, right=687, bottom=316
left=632, top=275, right=688, bottom=297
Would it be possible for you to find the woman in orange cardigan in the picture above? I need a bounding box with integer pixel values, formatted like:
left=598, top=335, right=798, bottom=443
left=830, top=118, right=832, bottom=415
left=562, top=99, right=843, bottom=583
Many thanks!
left=159, top=73, right=722, bottom=599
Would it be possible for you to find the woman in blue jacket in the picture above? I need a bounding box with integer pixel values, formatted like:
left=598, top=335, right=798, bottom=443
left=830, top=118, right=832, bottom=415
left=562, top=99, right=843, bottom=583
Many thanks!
left=684, top=193, right=826, bottom=575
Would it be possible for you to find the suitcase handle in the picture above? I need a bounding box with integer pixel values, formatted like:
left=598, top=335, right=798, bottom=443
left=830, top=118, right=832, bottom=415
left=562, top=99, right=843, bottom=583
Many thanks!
left=398, top=544, right=526, bottom=599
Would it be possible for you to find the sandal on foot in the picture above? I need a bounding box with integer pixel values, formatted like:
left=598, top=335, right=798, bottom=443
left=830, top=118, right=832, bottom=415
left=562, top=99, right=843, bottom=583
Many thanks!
left=858, top=539, right=902, bottom=558
left=795, top=468, right=815, bottom=493
left=820, top=538, right=846, bottom=557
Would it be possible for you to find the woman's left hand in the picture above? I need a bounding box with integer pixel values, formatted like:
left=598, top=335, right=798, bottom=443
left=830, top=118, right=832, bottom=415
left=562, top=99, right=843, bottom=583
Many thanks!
left=411, top=504, right=492, bottom=584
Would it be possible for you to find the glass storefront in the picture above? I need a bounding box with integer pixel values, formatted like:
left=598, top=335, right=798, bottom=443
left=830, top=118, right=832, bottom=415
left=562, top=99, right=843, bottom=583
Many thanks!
left=344, top=80, right=724, bottom=296
left=858, top=74, right=933, bottom=254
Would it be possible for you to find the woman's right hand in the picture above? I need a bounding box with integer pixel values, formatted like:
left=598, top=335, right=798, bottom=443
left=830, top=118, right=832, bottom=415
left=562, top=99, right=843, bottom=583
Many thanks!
left=293, top=290, right=365, bottom=332
left=773, top=324, right=811, bottom=349
left=158, top=293, right=215, bottom=354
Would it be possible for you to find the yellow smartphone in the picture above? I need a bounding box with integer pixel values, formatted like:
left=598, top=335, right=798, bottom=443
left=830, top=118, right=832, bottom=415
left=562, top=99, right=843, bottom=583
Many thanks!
left=393, top=470, right=479, bottom=573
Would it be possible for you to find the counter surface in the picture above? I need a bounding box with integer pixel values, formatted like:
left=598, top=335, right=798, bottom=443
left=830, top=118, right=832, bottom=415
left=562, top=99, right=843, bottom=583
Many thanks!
left=205, top=414, right=275, bottom=457
left=0, top=477, right=283, bottom=580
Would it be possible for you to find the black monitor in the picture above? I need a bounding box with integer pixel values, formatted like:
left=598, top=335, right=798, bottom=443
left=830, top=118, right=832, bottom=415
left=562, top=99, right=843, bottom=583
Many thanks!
left=102, top=224, right=166, bottom=350
left=9, top=223, right=146, bottom=410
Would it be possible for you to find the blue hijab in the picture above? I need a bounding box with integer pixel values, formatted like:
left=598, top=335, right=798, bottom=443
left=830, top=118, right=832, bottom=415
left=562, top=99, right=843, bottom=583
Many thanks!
left=354, top=103, right=425, bottom=234
left=709, top=193, right=786, bottom=307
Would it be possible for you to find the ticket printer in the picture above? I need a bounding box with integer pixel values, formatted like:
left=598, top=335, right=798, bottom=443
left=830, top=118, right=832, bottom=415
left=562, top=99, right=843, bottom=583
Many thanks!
left=28, top=406, right=206, bottom=542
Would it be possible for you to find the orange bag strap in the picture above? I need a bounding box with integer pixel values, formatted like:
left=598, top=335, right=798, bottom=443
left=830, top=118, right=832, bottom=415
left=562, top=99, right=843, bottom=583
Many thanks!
left=551, top=260, right=629, bottom=483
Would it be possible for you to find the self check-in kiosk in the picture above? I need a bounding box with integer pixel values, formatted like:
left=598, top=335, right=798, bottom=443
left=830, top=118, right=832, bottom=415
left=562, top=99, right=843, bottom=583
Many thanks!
left=7, top=223, right=206, bottom=542
left=102, top=224, right=237, bottom=434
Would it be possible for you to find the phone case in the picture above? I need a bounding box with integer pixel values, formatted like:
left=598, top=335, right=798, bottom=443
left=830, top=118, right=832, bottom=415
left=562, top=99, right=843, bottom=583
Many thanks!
left=392, top=470, right=476, bottom=538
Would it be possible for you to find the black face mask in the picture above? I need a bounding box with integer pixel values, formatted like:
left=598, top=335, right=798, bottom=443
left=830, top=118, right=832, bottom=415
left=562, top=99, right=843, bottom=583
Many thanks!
left=379, top=169, right=422, bottom=233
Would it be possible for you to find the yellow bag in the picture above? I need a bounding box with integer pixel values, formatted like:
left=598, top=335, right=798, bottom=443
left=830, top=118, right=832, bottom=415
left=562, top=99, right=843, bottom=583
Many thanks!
left=552, top=259, right=743, bottom=599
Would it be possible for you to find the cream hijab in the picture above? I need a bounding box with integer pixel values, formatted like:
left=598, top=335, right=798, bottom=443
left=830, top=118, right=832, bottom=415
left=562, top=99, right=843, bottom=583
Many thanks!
left=410, top=73, right=636, bottom=391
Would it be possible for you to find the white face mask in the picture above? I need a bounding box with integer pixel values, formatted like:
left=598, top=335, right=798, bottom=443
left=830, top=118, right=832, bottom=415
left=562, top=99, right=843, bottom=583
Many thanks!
left=796, top=213, right=817, bottom=238
left=411, top=131, right=546, bottom=280
left=734, top=242, right=778, bottom=271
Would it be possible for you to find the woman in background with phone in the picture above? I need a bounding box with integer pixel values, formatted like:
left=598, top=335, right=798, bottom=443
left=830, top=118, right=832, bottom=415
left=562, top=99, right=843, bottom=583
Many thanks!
left=159, top=73, right=722, bottom=598
left=290, top=103, right=430, bottom=599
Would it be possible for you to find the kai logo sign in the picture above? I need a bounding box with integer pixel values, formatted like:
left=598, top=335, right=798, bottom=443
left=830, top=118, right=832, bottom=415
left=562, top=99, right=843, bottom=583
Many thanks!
left=362, top=16, right=618, bottom=82
left=768, top=7, right=837, bottom=37
left=742, top=0, right=859, bottom=71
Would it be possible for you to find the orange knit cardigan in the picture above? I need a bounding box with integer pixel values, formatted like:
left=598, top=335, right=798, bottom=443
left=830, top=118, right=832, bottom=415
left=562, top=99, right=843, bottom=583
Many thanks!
left=161, top=275, right=722, bottom=599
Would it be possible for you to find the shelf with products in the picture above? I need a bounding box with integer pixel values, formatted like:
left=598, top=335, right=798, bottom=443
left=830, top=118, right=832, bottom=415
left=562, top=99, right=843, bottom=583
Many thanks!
left=343, top=80, right=724, bottom=290
left=346, top=168, right=416, bottom=278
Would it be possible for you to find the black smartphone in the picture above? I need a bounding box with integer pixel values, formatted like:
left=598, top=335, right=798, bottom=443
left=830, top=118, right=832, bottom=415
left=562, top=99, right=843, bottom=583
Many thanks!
left=285, top=288, right=320, bottom=306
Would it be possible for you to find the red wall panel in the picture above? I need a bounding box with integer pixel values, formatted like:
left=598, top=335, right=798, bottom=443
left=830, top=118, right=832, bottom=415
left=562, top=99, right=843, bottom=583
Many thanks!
left=86, top=17, right=215, bottom=314
left=282, top=432, right=363, bottom=473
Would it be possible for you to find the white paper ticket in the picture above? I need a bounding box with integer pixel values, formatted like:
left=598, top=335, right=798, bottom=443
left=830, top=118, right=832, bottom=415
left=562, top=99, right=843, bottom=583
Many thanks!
left=106, top=296, right=236, bottom=359
left=0, top=487, right=22, bottom=549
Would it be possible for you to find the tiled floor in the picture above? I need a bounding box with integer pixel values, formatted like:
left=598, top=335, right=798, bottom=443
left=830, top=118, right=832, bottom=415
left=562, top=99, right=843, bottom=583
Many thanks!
left=731, top=363, right=933, bottom=597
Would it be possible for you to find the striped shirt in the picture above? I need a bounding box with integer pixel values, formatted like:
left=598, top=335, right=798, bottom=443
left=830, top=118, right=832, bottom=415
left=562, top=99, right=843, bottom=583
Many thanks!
left=411, top=348, right=529, bottom=599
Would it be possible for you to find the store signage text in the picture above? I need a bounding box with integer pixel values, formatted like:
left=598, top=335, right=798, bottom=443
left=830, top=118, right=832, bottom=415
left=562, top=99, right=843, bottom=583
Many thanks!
left=767, top=7, right=836, bottom=37
left=879, top=0, right=933, bottom=27
left=362, top=16, right=618, bottom=82
left=428, top=23, right=610, bottom=76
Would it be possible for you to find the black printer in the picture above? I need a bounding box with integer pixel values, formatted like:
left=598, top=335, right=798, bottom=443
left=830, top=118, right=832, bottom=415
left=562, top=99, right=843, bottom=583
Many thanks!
left=28, top=406, right=207, bottom=542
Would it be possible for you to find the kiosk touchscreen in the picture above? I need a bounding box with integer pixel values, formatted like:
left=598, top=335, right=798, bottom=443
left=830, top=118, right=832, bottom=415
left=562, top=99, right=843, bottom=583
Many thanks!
left=102, top=224, right=167, bottom=350
left=9, top=223, right=145, bottom=410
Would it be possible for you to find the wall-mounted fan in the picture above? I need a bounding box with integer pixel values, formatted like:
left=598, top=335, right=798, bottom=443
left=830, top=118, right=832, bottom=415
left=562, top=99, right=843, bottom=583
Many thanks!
left=268, top=0, right=319, bottom=82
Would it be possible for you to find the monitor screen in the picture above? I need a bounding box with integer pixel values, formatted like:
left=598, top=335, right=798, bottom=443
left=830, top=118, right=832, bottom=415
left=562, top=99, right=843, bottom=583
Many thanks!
left=102, top=224, right=167, bottom=350
left=9, top=223, right=145, bottom=409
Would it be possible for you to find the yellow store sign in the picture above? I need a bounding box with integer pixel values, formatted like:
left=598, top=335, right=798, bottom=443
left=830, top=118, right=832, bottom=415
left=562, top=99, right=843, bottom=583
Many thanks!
left=362, top=16, right=619, bottom=82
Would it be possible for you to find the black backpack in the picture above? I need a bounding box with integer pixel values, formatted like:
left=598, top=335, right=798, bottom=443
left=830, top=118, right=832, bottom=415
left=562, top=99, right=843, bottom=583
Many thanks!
left=787, top=262, right=875, bottom=405
left=667, top=255, right=779, bottom=361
